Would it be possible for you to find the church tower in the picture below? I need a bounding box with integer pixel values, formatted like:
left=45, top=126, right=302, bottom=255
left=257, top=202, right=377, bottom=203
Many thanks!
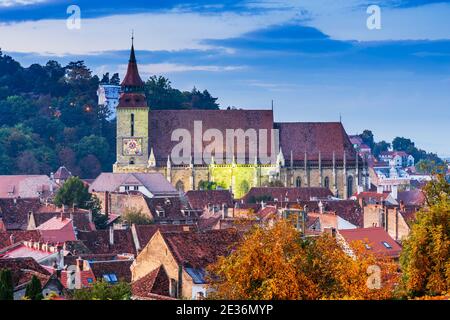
left=113, top=37, right=149, bottom=172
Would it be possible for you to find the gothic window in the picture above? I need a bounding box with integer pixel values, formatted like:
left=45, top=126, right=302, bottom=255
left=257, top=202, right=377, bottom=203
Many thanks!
left=295, top=177, right=301, bottom=187
left=130, top=113, right=135, bottom=137
left=347, top=176, right=354, bottom=198
left=129, top=158, right=135, bottom=165
left=324, top=176, right=330, bottom=189
left=175, top=180, right=185, bottom=192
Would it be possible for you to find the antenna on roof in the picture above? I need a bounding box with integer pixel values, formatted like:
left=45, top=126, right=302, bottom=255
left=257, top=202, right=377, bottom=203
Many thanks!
left=271, top=99, right=274, bottom=111
left=131, top=29, right=134, bottom=46
left=339, top=113, right=342, bottom=123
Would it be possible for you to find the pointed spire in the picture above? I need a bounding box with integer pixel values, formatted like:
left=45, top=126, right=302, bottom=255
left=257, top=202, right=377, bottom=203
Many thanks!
left=121, top=34, right=144, bottom=88
left=167, top=154, right=171, bottom=168
left=148, top=148, right=156, bottom=167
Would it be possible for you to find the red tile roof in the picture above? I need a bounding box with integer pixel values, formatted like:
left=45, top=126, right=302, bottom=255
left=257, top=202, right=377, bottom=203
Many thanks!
left=0, top=198, right=43, bottom=230
left=0, top=257, right=51, bottom=287
left=0, top=230, right=42, bottom=250
left=338, top=227, right=402, bottom=258
left=89, top=173, right=178, bottom=196
left=37, top=216, right=77, bottom=243
left=161, top=229, right=241, bottom=269
left=275, top=122, right=356, bottom=162
left=132, top=265, right=170, bottom=298
left=185, top=190, right=234, bottom=210
left=0, top=175, right=53, bottom=198
left=297, top=200, right=363, bottom=227
left=397, top=190, right=426, bottom=206
left=53, top=166, right=72, bottom=180
left=134, top=224, right=195, bottom=250
left=89, top=259, right=133, bottom=283
left=149, top=110, right=274, bottom=164
left=241, top=187, right=333, bottom=203
left=77, top=229, right=137, bottom=255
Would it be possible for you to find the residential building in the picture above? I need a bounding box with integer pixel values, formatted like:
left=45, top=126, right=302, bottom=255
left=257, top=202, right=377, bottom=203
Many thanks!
left=337, top=227, right=402, bottom=259
left=131, top=229, right=241, bottom=299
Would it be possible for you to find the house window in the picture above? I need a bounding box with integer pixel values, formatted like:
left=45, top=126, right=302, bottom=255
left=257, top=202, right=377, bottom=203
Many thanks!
left=169, top=279, right=177, bottom=298
left=175, top=181, right=185, bottom=192
left=130, top=113, right=135, bottom=137
left=87, top=278, right=93, bottom=284
left=295, top=177, right=301, bottom=187
left=347, top=176, right=353, bottom=198
left=324, top=176, right=330, bottom=189
left=103, top=274, right=118, bottom=283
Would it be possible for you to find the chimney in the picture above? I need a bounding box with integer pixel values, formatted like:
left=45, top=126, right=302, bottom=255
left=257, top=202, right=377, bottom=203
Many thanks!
left=76, top=257, right=84, bottom=271
left=391, top=185, right=398, bottom=200
left=50, top=173, right=54, bottom=193
left=376, top=185, right=384, bottom=194
left=9, top=233, right=15, bottom=245
left=222, top=204, right=228, bottom=219
left=318, top=201, right=324, bottom=214
left=399, top=200, right=405, bottom=212
left=109, top=226, right=114, bottom=246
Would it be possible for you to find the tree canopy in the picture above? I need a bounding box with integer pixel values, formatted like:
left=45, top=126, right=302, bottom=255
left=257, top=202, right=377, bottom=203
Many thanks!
left=207, top=220, right=399, bottom=300
left=72, top=280, right=131, bottom=300
left=0, top=51, right=219, bottom=178
left=400, top=175, right=450, bottom=298
left=358, top=130, right=443, bottom=169
left=0, top=269, right=14, bottom=300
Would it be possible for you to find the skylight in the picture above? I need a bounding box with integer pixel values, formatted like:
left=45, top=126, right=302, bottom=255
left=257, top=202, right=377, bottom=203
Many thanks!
left=381, top=241, right=392, bottom=249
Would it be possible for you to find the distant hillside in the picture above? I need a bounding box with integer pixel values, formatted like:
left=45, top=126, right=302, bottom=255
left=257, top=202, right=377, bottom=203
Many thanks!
left=0, top=51, right=219, bottom=178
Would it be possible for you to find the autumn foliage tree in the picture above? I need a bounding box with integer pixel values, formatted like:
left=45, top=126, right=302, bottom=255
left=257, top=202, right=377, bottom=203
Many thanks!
left=207, top=220, right=399, bottom=300
left=400, top=174, right=450, bottom=298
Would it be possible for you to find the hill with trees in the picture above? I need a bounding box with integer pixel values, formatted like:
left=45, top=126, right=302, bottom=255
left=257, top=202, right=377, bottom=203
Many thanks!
left=0, top=51, right=219, bottom=178
left=358, top=130, right=444, bottom=173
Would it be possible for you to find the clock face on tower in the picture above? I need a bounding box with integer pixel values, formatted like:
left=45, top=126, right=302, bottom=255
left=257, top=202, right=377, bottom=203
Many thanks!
left=122, top=138, right=143, bottom=156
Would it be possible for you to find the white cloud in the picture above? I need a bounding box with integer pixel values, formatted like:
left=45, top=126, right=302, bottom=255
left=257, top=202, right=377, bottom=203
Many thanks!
left=0, top=9, right=296, bottom=55
left=137, top=63, right=245, bottom=74
left=245, top=0, right=450, bottom=41
left=0, top=0, right=48, bottom=7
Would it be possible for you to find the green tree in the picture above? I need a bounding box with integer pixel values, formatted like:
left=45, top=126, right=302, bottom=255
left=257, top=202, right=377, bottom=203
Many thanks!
left=400, top=175, right=450, bottom=297
left=0, top=269, right=14, bottom=300
left=372, top=140, right=391, bottom=157
left=359, top=130, right=375, bottom=150
left=87, top=195, right=109, bottom=230
left=198, top=180, right=219, bottom=190
left=121, top=207, right=153, bottom=225
left=54, top=176, right=91, bottom=208
left=72, top=280, right=131, bottom=300
left=25, top=275, right=43, bottom=300
left=110, top=73, right=120, bottom=85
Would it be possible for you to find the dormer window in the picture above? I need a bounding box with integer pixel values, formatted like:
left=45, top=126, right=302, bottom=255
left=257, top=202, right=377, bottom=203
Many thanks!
left=156, top=207, right=165, bottom=217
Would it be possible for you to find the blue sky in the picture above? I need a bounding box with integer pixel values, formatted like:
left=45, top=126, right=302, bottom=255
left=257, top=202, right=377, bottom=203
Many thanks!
left=1, top=0, right=449, bottom=157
